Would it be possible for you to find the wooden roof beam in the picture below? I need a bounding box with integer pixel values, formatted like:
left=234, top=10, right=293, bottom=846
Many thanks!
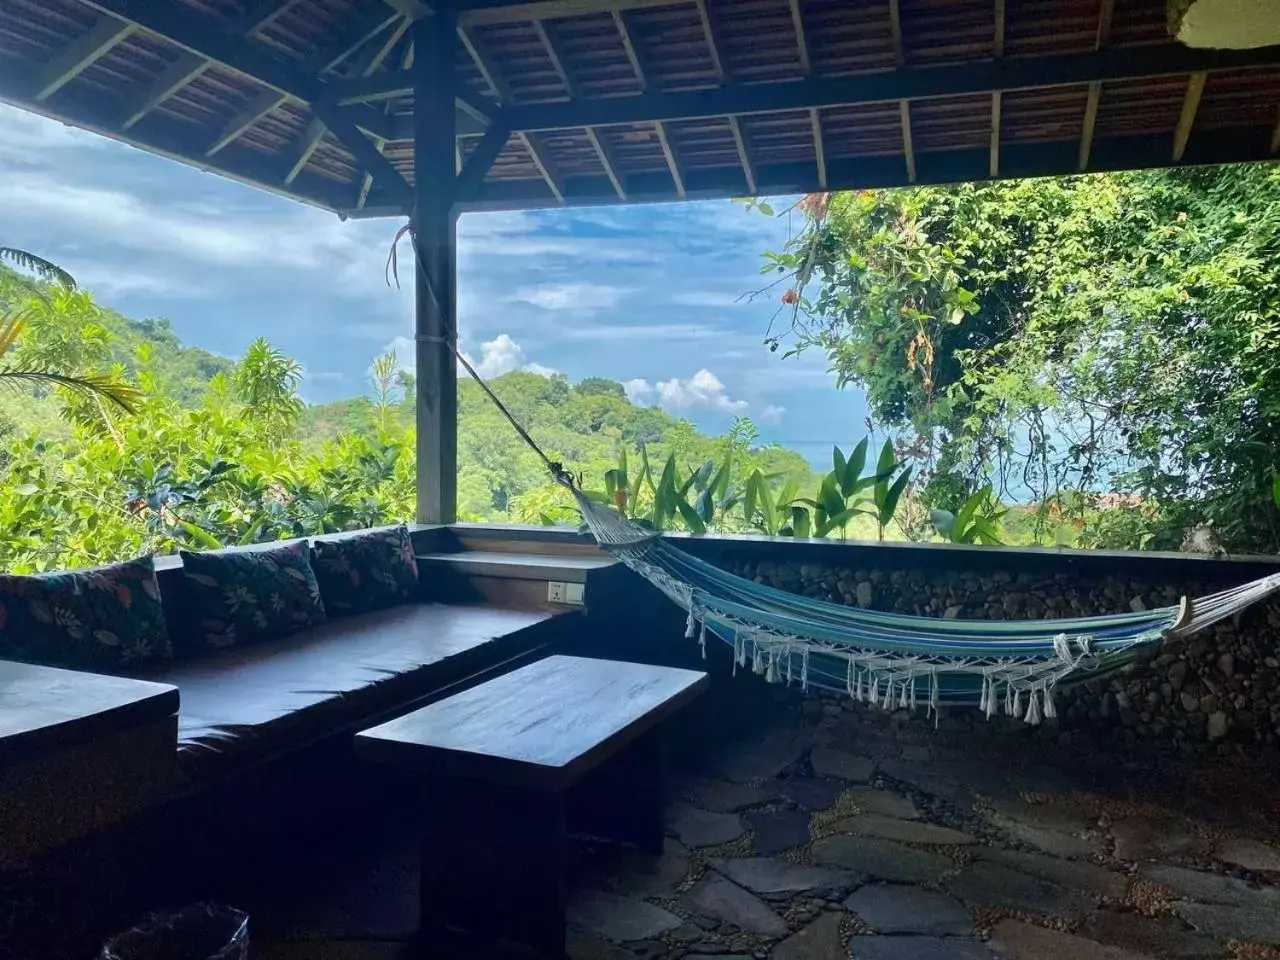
left=789, top=0, right=811, bottom=75
left=312, top=100, right=412, bottom=208
left=233, top=0, right=302, bottom=35
left=531, top=19, right=580, bottom=98
left=349, top=15, right=413, bottom=78
left=613, top=11, right=648, bottom=90
left=1078, top=0, right=1114, bottom=170
left=459, top=23, right=514, bottom=102
left=585, top=126, right=626, bottom=198
left=457, top=0, right=685, bottom=27
left=457, top=121, right=513, bottom=201
left=35, top=15, right=136, bottom=100
left=121, top=52, right=209, bottom=129
left=1173, top=71, right=1207, bottom=161
left=654, top=121, right=685, bottom=197
left=990, top=0, right=1004, bottom=177
left=728, top=115, right=756, bottom=192
left=285, top=118, right=327, bottom=183
left=519, top=131, right=565, bottom=201
left=809, top=108, right=827, bottom=189
left=308, top=7, right=401, bottom=76
left=899, top=100, right=915, bottom=182
left=206, top=89, right=286, bottom=155
left=502, top=42, right=1280, bottom=131
left=694, top=0, right=726, bottom=84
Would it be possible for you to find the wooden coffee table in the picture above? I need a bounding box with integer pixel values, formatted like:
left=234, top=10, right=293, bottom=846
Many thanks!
left=355, top=654, right=707, bottom=958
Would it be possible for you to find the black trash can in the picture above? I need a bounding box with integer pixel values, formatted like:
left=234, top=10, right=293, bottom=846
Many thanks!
left=100, top=904, right=248, bottom=960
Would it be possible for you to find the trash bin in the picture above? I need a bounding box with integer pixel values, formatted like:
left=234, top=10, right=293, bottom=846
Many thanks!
left=101, top=904, right=248, bottom=960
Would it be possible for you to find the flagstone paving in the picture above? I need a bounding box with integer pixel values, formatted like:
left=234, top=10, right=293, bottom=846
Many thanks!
left=564, top=709, right=1280, bottom=960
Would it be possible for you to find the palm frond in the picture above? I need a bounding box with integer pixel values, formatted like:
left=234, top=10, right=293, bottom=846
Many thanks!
left=0, top=309, right=28, bottom=360
left=0, top=368, right=140, bottom=411
left=0, top=248, right=76, bottom=289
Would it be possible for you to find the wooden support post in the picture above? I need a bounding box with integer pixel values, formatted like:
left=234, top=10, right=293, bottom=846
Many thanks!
left=990, top=0, right=1004, bottom=178
left=414, top=9, right=458, bottom=524
left=1079, top=0, right=1114, bottom=170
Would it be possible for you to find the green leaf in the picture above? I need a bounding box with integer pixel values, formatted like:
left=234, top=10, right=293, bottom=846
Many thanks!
left=14, top=482, right=37, bottom=496
left=1272, top=473, right=1280, bottom=510
left=843, top=437, right=869, bottom=497
left=675, top=497, right=706, bottom=533
left=743, top=471, right=760, bottom=526
left=833, top=445, right=848, bottom=484
left=879, top=467, right=912, bottom=526
left=790, top=506, right=811, bottom=539
left=930, top=508, right=957, bottom=539
left=758, top=202, right=775, bottom=217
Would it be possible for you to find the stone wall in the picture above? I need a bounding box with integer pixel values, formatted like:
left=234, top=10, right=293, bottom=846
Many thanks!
left=706, top=550, right=1280, bottom=755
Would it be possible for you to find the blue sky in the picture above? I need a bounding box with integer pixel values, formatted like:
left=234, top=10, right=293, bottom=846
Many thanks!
left=0, top=103, right=868, bottom=467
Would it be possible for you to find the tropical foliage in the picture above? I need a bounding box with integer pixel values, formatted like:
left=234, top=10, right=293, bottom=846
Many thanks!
left=757, top=166, right=1280, bottom=553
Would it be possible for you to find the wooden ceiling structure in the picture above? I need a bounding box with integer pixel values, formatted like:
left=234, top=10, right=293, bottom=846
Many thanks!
left=2, top=0, right=1279, bottom=217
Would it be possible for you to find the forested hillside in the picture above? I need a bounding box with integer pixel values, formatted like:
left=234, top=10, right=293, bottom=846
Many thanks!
left=0, top=261, right=813, bottom=572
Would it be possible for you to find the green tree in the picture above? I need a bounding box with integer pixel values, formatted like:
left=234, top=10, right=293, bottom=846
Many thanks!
left=233, top=337, right=303, bottom=439
left=758, top=167, right=1280, bottom=552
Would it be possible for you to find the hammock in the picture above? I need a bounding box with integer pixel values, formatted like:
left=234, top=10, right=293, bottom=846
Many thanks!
left=394, top=227, right=1280, bottom=725
left=569, top=487, right=1280, bottom=724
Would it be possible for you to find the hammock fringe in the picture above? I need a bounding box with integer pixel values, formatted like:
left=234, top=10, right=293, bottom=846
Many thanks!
left=568, top=488, right=1280, bottom=723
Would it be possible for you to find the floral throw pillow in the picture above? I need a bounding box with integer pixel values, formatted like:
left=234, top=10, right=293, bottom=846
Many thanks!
left=312, top=525, right=419, bottom=616
left=179, top=541, right=326, bottom=650
left=0, top=557, right=172, bottom=673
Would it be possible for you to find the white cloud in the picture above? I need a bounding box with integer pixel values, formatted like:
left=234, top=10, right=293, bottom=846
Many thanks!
left=561, top=322, right=723, bottom=343
left=624, top=369, right=749, bottom=415
left=759, top=404, right=787, bottom=423
left=513, top=281, right=630, bottom=312
left=382, top=333, right=555, bottom=381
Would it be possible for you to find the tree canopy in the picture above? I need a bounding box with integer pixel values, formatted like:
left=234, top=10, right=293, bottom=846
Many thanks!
left=761, top=165, right=1280, bottom=552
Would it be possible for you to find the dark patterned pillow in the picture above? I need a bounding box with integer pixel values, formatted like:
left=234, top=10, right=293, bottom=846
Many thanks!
left=0, top=556, right=171, bottom=672
left=179, top=541, right=326, bottom=650
left=312, top=525, right=419, bottom=616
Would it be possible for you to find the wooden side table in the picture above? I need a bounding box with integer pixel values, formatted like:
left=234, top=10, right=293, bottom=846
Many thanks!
left=0, top=660, right=179, bottom=867
left=356, top=655, right=707, bottom=958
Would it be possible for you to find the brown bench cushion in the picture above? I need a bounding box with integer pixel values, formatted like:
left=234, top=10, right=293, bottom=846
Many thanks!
left=139, top=603, right=555, bottom=781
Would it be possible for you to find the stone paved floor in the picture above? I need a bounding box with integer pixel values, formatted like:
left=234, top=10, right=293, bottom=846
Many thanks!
left=254, top=698, right=1280, bottom=960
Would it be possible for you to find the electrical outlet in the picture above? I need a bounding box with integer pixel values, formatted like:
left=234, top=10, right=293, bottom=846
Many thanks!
left=547, top=581, right=566, bottom=603
left=565, top=582, right=585, bottom=605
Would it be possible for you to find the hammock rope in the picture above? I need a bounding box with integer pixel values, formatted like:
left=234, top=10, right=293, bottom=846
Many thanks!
left=395, top=227, right=1280, bottom=723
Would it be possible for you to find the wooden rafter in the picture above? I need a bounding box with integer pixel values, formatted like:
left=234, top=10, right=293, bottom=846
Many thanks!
left=459, top=23, right=513, bottom=102
left=285, top=118, right=327, bottom=183
left=694, top=0, right=725, bottom=84
left=457, top=122, right=514, bottom=201
left=503, top=37, right=1280, bottom=132
left=586, top=126, right=626, bottom=198
left=613, top=11, right=648, bottom=91
left=36, top=15, right=135, bottom=100
left=989, top=0, right=1004, bottom=178
left=654, top=121, right=685, bottom=196
left=312, top=100, right=412, bottom=206
left=121, top=52, right=209, bottom=128
left=234, top=0, right=302, bottom=35
left=308, top=8, right=401, bottom=76
left=728, top=115, right=755, bottom=192
left=809, top=108, right=826, bottom=190
left=459, top=0, right=682, bottom=27
left=899, top=99, right=916, bottom=182
left=350, top=15, right=412, bottom=78
left=888, top=0, right=904, bottom=66
left=532, top=19, right=580, bottom=98
left=519, top=130, right=565, bottom=201
left=1173, top=71, right=1207, bottom=161
left=206, top=89, right=287, bottom=155
left=1079, top=0, right=1115, bottom=170
left=789, top=0, right=811, bottom=75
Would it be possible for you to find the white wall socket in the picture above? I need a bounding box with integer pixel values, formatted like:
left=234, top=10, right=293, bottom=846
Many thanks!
left=547, top=581, right=585, bottom=605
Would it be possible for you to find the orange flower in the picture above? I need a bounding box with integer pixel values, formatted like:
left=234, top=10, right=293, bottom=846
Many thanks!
left=781, top=289, right=799, bottom=305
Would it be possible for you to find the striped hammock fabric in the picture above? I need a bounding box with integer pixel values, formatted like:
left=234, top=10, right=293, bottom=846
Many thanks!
left=573, top=490, right=1280, bottom=724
